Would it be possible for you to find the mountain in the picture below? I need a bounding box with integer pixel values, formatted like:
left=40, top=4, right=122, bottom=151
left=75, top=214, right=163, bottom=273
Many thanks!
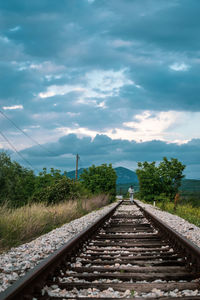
left=114, top=167, right=138, bottom=184
left=66, top=166, right=138, bottom=184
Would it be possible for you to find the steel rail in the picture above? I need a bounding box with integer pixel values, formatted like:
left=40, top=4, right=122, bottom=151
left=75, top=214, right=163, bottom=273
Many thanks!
left=134, top=200, right=200, bottom=272
left=0, top=201, right=122, bottom=300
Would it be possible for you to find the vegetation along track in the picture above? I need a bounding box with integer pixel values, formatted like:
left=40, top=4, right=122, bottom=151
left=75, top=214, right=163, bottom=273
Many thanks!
left=0, top=200, right=200, bottom=299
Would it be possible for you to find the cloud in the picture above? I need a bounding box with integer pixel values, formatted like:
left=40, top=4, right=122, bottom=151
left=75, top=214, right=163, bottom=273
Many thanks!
left=1, top=0, right=200, bottom=114
left=50, top=110, right=189, bottom=143
left=85, top=69, right=134, bottom=93
left=9, top=26, right=21, bottom=32
left=108, top=0, right=200, bottom=52
left=56, top=127, right=98, bottom=139
left=3, top=105, right=23, bottom=110
left=38, top=69, right=134, bottom=101
left=39, top=85, right=84, bottom=99
left=111, top=39, right=133, bottom=48
left=169, top=63, right=189, bottom=72
left=17, top=134, right=200, bottom=178
left=122, top=111, right=186, bottom=143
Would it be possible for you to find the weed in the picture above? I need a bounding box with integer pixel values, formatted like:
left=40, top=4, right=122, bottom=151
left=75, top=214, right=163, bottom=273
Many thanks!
left=130, top=289, right=135, bottom=297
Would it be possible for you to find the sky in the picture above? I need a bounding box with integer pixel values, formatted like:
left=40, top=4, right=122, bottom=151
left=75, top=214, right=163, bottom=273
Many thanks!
left=0, top=0, right=200, bottom=178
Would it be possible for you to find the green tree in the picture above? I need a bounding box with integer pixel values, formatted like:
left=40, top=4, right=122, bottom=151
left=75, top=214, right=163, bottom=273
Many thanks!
left=136, top=161, right=162, bottom=201
left=0, top=152, right=91, bottom=207
left=34, top=167, right=64, bottom=192
left=0, top=152, right=35, bottom=207
left=159, top=157, right=185, bottom=201
left=80, top=164, right=117, bottom=202
left=136, top=157, right=185, bottom=202
left=30, top=167, right=82, bottom=205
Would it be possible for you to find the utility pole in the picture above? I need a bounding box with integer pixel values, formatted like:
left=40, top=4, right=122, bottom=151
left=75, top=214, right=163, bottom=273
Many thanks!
left=75, top=154, right=80, bottom=181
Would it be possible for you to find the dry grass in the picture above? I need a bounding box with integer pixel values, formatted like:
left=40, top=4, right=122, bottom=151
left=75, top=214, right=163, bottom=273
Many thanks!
left=81, top=194, right=109, bottom=211
left=0, top=195, right=110, bottom=252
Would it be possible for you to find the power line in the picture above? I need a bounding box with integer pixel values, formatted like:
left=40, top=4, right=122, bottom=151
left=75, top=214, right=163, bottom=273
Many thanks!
left=0, top=130, right=39, bottom=172
left=0, top=110, right=57, bottom=156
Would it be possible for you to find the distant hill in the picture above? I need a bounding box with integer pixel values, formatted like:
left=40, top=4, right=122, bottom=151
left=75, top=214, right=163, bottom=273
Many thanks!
left=66, top=166, right=138, bottom=184
left=180, top=179, right=200, bottom=191
left=67, top=168, right=85, bottom=180
left=114, top=167, right=138, bottom=184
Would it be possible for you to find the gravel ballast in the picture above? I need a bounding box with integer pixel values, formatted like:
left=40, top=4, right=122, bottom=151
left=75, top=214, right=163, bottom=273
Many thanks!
left=0, top=200, right=200, bottom=296
left=135, top=199, right=200, bottom=248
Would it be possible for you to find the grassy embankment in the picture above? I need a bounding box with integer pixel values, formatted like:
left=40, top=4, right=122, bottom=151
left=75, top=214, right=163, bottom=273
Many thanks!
left=155, top=199, right=200, bottom=228
left=0, top=194, right=109, bottom=253
left=137, top=188, right=200, bottom=227
left=127, top=192, right=200, bottom=227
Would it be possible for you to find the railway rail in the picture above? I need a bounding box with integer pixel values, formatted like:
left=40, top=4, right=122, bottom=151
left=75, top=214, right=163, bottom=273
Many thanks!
left=0, top=200, right=200, bottom=299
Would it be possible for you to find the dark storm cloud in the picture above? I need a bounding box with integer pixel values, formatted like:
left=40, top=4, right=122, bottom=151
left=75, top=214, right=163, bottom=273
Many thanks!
left=22, top=134, right=200, bottom=167
left=20, top=134, right=200, bottom=178
left=1, top=0, right=199, bottom=116
left=0, top=63, right=43, bottom=100
left=120, top=64, right=200, bottom=111
left=0, top=0, right=95, bottom=60
left=107, top=0, right=200, bottom=51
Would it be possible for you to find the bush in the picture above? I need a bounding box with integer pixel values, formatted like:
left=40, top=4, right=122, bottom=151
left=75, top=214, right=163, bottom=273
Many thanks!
left=30, top=177, right=78, bottom=205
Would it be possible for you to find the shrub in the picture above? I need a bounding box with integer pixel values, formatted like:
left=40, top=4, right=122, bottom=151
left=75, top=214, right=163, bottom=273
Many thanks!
left=30, top=177, right=78, bottom=205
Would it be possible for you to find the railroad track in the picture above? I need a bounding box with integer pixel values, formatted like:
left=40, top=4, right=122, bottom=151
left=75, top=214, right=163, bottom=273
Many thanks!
left=0, top=200, right=200, bottom=299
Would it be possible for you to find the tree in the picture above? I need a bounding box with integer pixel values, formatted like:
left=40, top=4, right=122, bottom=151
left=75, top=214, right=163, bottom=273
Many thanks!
left=136, top=157, right=185, bottom=202
left=30, top=168, right=81, bottom=205
left=80, top=164, right=117, bottom=202
left=158, top=157, right=185, bottom=201
left=136, top=161, right=162, bottom=201
left=0, top=151, right=35, bottom=207
left=34, top=167, right=64, bottom=192
left=0, top=152, right=84, bottom=207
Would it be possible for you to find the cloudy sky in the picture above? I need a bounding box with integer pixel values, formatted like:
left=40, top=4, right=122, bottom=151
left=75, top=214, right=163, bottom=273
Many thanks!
left=0, top=0, right=200, bottom=178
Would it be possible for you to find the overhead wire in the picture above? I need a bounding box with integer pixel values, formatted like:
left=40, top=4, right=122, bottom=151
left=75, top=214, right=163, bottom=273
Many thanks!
left=0, top=110, right=57, bottom=156
left=0, top=130, right=39, bottom=172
